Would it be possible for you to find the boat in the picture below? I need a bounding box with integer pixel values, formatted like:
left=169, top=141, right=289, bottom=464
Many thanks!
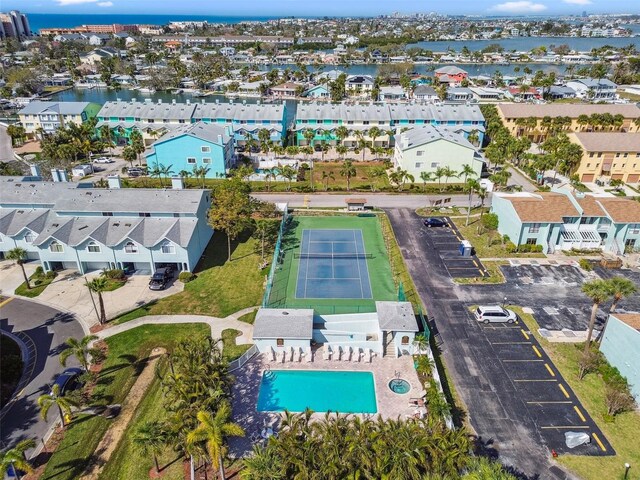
left=136, top=87, right=156, bottom=94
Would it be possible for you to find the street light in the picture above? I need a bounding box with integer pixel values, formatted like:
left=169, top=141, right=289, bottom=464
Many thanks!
left=502, top=296, right=507, bottom=307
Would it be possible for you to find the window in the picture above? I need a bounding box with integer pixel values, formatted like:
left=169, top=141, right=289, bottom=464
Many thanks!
left=24, top=232, right=34, bottom=243
left=415, top=162, right=422, bottom=168
left=49, top=240, right=63, bottom=252
left=416, top=151, right=424, bottom=156
left=161, top=241, right=175, bottom=254
left=201, top=146, right=211, bottom=153
left=202, top=158, right=211, bottom=164
left=529, top=223, right=541, bottom=233
left=87, top=241, right=101, bottom=253
left=276, top=338, right=284, bottom=347
left=187, top=157, right=196, bottom=164
left=401, top=335, right=410, bottom=345
left=124, top=241, right=138, bottom=253
left=630, top=224, right=640, bottom=234
left=102, top=212, right=113, bottom=217
left=526, top=238, right=537, bottom=245
left=431, top=162, right=439, bottom=168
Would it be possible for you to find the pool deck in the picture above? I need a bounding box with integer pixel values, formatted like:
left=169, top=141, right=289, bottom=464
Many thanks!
left=229, top=348, right=426, bottom=456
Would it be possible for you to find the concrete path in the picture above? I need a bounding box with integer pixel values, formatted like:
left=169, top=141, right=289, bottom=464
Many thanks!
left=0, top=261, right=38, bottom=295
left=253, top=192, right=472, bottom=208
left=506, top=165, right=537, bottom=193
left=95, top=309, right=257, bottom=348
left=0, top=124, right=14, bottom=163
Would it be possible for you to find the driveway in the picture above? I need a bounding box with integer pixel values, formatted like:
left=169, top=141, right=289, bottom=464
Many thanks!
left=0, top=297, right=85, bottom=455
left=0, top=261, right=38, bottom=295
left=0, top=124, right=14, bottom=163
left=386, top=208, right=582, bottom=479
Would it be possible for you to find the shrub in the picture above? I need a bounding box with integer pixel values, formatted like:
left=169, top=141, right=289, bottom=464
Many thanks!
left=178, top=271, right=196, bottom=283
left=101, top=268, right=125, bottom=280
left=505, top=241, right=517, bottom=253
left=45, top=270, right=56, bottom=280
left=579, top=259, right=593, bottom=271
left=604, top=383, right=636, bottom=417
left=34, top=266, right=44, bottom=276
left=577, top=347, right=601, bottom=380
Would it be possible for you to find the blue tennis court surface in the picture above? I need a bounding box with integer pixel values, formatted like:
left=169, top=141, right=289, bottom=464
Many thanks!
left=295, top=229, right=373, bottom=299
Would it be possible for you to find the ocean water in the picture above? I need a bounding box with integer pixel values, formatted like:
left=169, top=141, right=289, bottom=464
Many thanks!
left=256, top=370, right=378, bottom=413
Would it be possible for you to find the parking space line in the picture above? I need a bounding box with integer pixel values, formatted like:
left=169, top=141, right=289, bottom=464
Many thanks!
left=540, top=425, right=590, bottom=430
left=527, top=401, right=573, bottom=405
left=592, top=433, right=607, bottom=452
left=573, top=406, right=587, bottom=422
left=514, top=379, right=557, bottom=382
left=544, top=364, right=556, bottom=377
left=558, top=384, right=570, bottom=398
left=521, top=329, right=530, bottom=340
left=532, top=345, right=542, bottom=358
left=473, top=260, right=479, bottom=268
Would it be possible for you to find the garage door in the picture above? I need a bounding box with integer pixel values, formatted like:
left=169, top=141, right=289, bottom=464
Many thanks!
left=84, top=262, right=110, bottom=273
left=611, top=174, right=624, bottom=181
left=26, top=252, right=40, bottom=260
left=62, top=261, right=79, bottom=270
left=626, top=174, right=639, bottom=183
left=581, top=174, right=594, bottom=182
left=134, top=262, right=152, bottom=274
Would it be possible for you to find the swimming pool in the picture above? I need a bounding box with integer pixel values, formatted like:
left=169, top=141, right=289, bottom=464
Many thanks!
left=257, top=370, right=378, bottom=414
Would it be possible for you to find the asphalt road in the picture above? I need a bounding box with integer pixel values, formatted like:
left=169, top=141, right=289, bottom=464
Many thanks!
left=0, top=297, right=85, bottom=456
left=387, top=208, right=588, bottom=480
left=0, top=124, right=14, bottom=163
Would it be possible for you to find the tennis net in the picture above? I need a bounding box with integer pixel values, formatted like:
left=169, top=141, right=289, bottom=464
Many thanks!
left=294, top=252, right=373, bottom=259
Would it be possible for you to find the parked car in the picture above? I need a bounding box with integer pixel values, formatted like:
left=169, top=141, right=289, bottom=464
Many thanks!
left=423, top=217, right=447, bottom=228
left=474, top=306, right=518, bottom=324
left=51, top=367, right=84, bottom=396
left=93, top=157, right=115, bottom=164
left=127, top=167, right=147, bottom=177
left=148, top=267, right=172, bottom=291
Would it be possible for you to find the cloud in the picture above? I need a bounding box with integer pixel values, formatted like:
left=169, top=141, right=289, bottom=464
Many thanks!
left=490, top=1, right=548, bottom=13
left=55, top=0, right=113, bottom=5
left=562, top=0, right=592, bottom=4
left=97, top=1, right=113, bottom=5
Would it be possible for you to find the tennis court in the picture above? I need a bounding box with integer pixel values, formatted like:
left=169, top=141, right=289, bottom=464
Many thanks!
left=295, top=229, right=373, bottom=299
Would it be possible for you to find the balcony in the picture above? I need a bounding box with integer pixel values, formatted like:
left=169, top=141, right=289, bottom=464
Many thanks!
left=559, top=224, right=602, bottom=251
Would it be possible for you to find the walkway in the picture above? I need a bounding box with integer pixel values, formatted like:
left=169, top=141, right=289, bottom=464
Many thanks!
left=253, top=192, right=472, bottom=209
left=94, top=307, right=257, bottom=348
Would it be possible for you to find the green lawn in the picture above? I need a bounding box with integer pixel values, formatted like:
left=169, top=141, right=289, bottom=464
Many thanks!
left=221, top=329, right=251, bottom=362
left=111, top=232, right=264, bottom=323
left=266, top=214, right=397, bottom=314
left=103, top=278, right=127, bottom=292
left=238, top=308, right=258, bottom=324
left=513, top=307, right=640, bottom=480
left=14, top=271, right=56, bottom=298
left=41, top=324, right=209, bottom=480
left=453, top=217, right=546, bottom=259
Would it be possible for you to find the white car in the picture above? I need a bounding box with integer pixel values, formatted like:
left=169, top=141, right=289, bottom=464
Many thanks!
left=474, top=306, right=518, bottom=324
left=93, top=157, right=115, bottom=164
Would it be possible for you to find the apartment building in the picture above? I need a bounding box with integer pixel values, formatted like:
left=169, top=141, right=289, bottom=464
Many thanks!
left=18, top=101, right=101, bottom=139
left=568, top=132, right=640, bottom=184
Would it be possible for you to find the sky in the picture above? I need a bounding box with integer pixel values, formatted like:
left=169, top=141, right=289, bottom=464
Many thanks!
left=7, top=0, right=640, bottom=16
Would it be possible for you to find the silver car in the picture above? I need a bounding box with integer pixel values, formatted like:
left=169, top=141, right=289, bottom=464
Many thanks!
left=474, top=306, right=518, bottom=324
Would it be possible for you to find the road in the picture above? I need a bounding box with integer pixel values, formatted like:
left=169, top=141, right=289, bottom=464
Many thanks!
left=253, top=192, right=474, bottom=208
left=507, top=165, right=537, bottom=193
left=0, top=297, right=84, bottom=456
left=386, top=208, right=581, bottom=480
left=0, top=124, right=14, bottom=163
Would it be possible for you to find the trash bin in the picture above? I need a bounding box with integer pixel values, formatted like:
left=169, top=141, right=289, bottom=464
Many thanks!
left=459, top=240, right=472, bottom=257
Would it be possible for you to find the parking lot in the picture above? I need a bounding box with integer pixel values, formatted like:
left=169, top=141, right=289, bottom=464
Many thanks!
left=419, top=217, right=488, bottom=278
left=468, top=307, right=614, bottom=456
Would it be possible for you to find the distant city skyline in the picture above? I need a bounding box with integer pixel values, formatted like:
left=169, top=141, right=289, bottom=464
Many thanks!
left=6, top=0, right=640, bottom=16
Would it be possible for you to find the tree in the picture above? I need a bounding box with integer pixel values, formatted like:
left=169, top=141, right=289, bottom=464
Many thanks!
left=419, top=171, right=434, bottom=192
left=340, top=160, right=356, bottom=191
left=433, top=167, right=447, bottom=192
left=38, top=384, right=78, bottom=427
left=460, top=164, right=476, bottom=183
left=122, top=145, right=137, bottom=168
left=482, top=213, right=499, bottom=247
left=279, top=165, right=297, bottom=192
left=186, top=403, right=245, bottom=480
left=6, top=248, right=30, bottom=290
left=335, top=126, right=349, bottom=146
left=598, top=277, right=637, bottom=344
left=208, top=179, right=253, bottom=261
left=60, top=335, right=99, bottom=371
left=87, top=277, right=109, bottom=325
left=389, top=168, right=414, bottom=192
left=133, top=420, right=169, bottom=475
left=253, top=219, right=279, bottom=262
left=604, top=383, right=636, bottom=417
left=581, top=279, right=612, bottom=352
left=0, top=439, right=36, bottom=480
left=303, top=128, right=316, bottom=147
left=192, top=165, right=211, bottom=188
left=465, top=178, right=481, bottom=226
left=6, top=124, right=26, bottom=147
left=321, top=170, right=335, bottom=191
left=369, top=166, right=387, bottom=192
left=577, top=348, right=601, bottom=380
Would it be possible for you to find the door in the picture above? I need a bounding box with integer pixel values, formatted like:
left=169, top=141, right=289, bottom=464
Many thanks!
left=581, top=174, right=594, bottom=182
left=627, top=174, right=639, bottom=183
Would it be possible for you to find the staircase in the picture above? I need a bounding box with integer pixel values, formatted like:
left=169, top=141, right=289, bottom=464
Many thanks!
left=384, top=340, right=397, bottom=358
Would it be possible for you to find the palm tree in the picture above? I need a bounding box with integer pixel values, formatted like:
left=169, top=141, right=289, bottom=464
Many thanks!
left=158, top=163, right=175, bottom=187
left=368, top=126, right=382, bottom=149
left=303, top=128, right=316, bottom=147
left=419, top=171, right=434, bottom=192
left=598, top=277, right=637, bottom=344
left=0, top=439, right=36, bottom=480
left=87, top=277, right=108, bottom=325
left=355, top=130, right=369, bottom=161
left=460, top=164, right=476, bottom=183
left=321, top=170, right=335, bottom=191
left=38, top=384, right=78, bottom=427
left=581, top=279, right=611, bottom=352
left=336, top=144, right=348, bottom=159
left=133, top=420, right=169, bottom=475
left=192, top=165, right=211, bottom=188
left=433, top=166, right=447, bottom=192
left=334, top=125, right=349, bottom=146
left=186, top=404, right=244, bottom=480
left=369, top=166, right=387, bottom=192
left=60, top=335, right=99, bottom=371
left=467, top=130, right=480, bottom=147
left=279, top=165, right=296, bottom=192
left=442, top=167, right=458, bottom=187
left=477, top=187, right=488, bottom=219
left=6, top=248, right=31, bottom=290
left=465, top=178, right=481, bottom=226
left=340, top=160, right=357, bottom=191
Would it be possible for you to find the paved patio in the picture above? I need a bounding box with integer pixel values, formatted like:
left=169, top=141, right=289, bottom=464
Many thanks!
left=229, top=348, right=425, bottom=456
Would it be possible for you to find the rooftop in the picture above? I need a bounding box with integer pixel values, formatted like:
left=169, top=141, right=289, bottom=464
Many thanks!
left=569, top=132, right=640, bottom=152
left=152, top=121, right=231, bottom=146
left=253, top=308, right=314, bottom=339
left=611, top=313, right=640, bottom=332
left=395, top=124, right=475, bottom=151
left=19, top=101, right=96, bottom=116
left=497, top=103, right=640, bottom=119
left=376, top=301, right=419, bottom=332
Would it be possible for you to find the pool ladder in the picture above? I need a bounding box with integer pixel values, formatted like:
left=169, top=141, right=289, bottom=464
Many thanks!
left=264, top=365, right=275, bottom=379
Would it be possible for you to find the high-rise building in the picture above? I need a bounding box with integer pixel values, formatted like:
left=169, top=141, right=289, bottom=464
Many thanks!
left=0, top=10, right=31, bottom=39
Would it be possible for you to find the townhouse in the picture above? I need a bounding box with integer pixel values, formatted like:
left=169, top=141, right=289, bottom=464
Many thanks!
left=393, top=125, right=485, bottom=180
left=566, top=78, right=617, bottom=101
left=434, top=66, right=468, bottom=86
left=568, top=132, right=640, bottom=184
left=491, top=188, right=640, bottom=254
left=345, top=75, right=375, bottom=97
left=0, top=176, right=214, bottom=274
left=497, top=104, right=640, bottom=142
left=149, top=35, right=294, bottom=48
left=145, top=122, right=234, bottom=178
left=18, top=101, right=101, bottom=139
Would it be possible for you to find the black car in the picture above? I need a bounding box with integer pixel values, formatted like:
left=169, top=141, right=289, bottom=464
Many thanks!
left=423, top=217, right=448, bottom=228
left=149, top=267, right=172, bottom=291
left=127, top=167, right=147, bottom=177
left=51, top=367, right=84, bottom=396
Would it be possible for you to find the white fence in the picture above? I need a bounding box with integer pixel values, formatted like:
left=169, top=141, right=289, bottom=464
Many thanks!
left=228, top=344, right=259, bottom=372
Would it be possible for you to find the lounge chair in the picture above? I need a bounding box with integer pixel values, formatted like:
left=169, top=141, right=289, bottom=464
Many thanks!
left=365, top=348, right=372, bottom=363
left=323, top=346, right=332, bottom=361
left=305, top=346, right=313, bottom=362
left=269, top=346, right=276, bottom=362
left=342, top=346, right=351, bottom=361
left=409, top=397, right=425, bottom=407
left=280, top=349, right=286, bottom=363
left=289, top=346, right=295, bottom=362
left=296, top=347, right=303, bottom=362
left=352, top=347, right=360, bottom=362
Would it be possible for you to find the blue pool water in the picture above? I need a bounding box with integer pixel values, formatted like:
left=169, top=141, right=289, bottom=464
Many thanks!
left=257, top=370, right=377, bottom=414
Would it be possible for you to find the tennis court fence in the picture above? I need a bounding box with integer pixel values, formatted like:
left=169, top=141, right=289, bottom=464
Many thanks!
left=293, top=252, right=374, bottom=259
left=262, top=209, right=289, bottom=308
